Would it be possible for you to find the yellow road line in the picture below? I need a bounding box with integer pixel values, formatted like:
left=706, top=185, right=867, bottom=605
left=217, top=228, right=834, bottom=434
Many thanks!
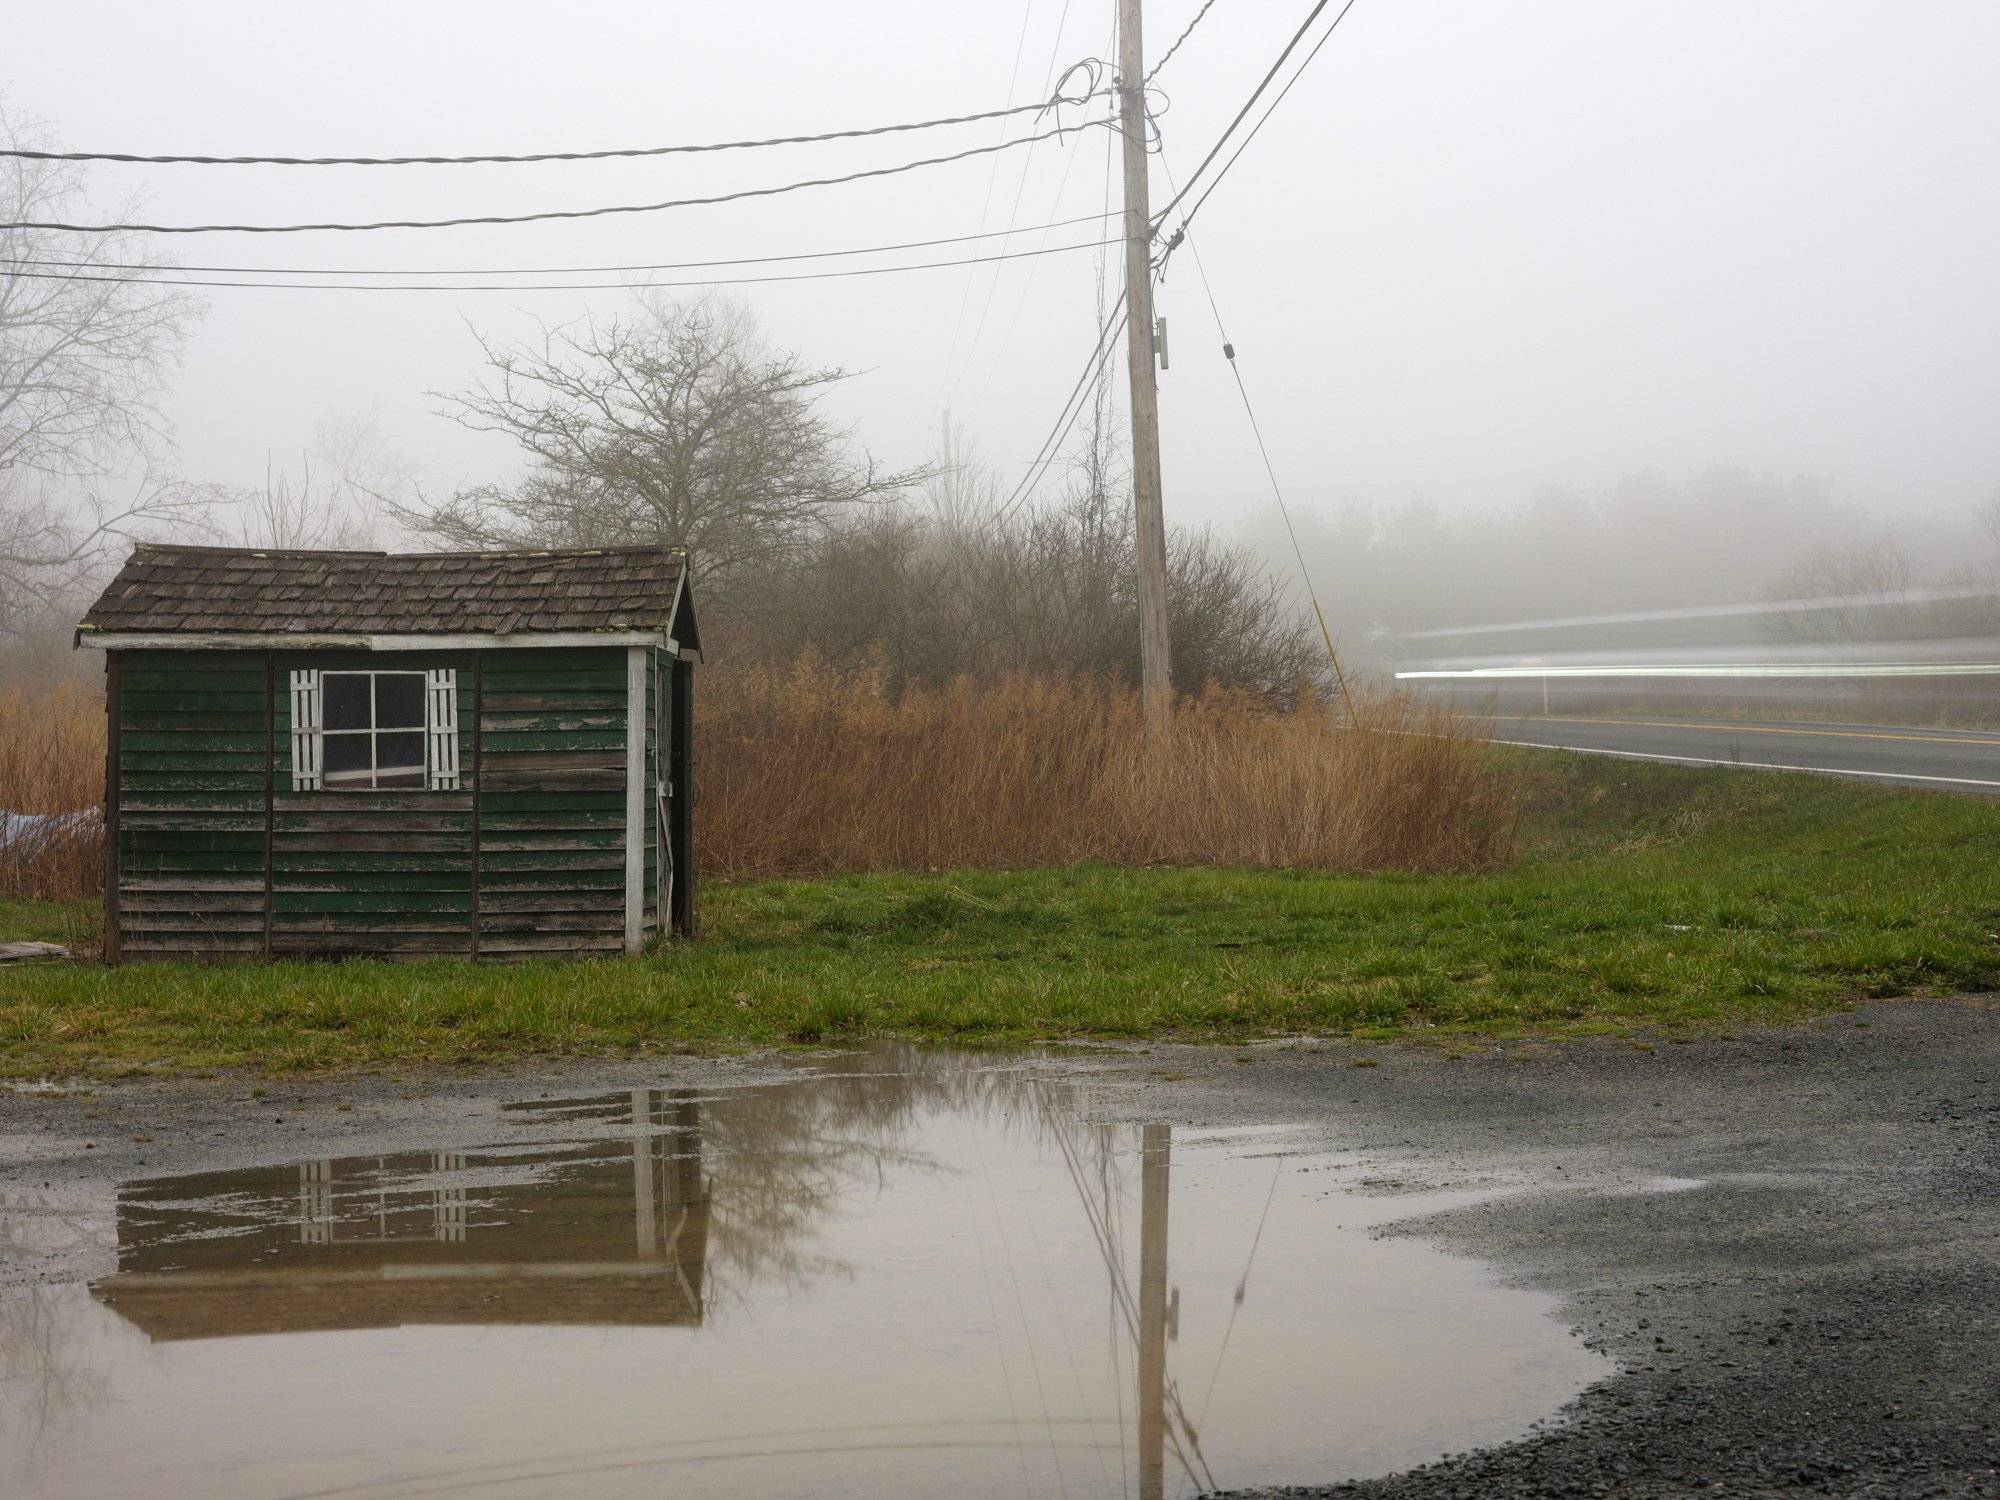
left=1530, top=716, right=2000, bottom=748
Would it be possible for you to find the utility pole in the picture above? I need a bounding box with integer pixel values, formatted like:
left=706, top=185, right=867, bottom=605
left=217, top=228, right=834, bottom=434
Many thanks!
left=1119, top=0, right=1172, bottom=741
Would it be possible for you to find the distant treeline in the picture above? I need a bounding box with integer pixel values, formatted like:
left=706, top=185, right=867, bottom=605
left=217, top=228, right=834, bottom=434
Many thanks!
left=1253, top=466, right=2000, bottom=649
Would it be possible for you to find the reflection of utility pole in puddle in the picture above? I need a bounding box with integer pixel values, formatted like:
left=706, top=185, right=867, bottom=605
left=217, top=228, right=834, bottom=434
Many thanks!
left=1048, top=1112, right=1210, bottom=1497
left=1138, top=1123, right=1171, bottom=1500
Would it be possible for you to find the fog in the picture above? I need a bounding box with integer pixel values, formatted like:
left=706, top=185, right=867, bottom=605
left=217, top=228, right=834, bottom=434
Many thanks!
left=6, top=0, right=2000, bottom=641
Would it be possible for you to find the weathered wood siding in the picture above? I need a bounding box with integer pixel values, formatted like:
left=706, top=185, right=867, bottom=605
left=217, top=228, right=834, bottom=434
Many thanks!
left=111, top=642, right=662, bottom=963
left=271, top=649, right=476, bottom=958
left=476, top=646, right=631, bottom=959
left=115, top=650, right=270, bottom=961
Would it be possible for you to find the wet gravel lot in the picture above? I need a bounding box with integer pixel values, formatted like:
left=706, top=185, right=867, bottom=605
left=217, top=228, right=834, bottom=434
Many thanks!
left=3, top=998, right=1996, bottom=1499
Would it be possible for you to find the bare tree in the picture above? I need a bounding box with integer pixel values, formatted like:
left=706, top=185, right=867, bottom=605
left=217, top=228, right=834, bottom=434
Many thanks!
left=397, top=292, right=928, bottom=601
left=234, top=408, right=419, bottom=550
left=0, top=110, right=206, bottom=632
left=728, top=407, right=1328, bottom=702
left=235, top=455, right=374, bottom=551
left=1763, top=535, right=1918, bottom=644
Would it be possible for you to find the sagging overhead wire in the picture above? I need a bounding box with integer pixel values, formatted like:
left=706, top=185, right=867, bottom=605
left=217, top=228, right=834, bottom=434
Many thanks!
left=1157, top=160, right=1359, bottom=722
left=989, top=285, right=1129, bottom=530
left=954, top=4, right=1124, bottom=412
left=984, top=48, right=1127, bottom=533
left=0, top=211, right=1118, bottom=280
left=942, top=1, right=1091, bottom=401
left=931, top=0, right=1050, bottom=402
left=0, top=75, right=1110, bottom=167
left=1, top=124, right=1112, bottom=235
left=0, top=234, right=1119, bottom=294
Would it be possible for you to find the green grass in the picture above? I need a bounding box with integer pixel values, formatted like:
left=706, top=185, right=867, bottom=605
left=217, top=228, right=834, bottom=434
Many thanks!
left=3, top=751, right=1997, bottom=1074
left=0, top=900, right=89, bottom=946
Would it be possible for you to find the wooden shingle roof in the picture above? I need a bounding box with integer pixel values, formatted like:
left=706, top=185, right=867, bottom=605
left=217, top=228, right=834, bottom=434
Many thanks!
left=78, top=544, right=688, bottom=640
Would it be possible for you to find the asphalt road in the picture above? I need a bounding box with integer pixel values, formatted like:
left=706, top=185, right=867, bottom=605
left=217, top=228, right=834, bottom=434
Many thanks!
left=1493, top=713, right=2000, bottom=794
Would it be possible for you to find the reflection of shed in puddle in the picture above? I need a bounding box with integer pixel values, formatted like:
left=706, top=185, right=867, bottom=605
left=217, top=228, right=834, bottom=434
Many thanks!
left=92, top=1091, right=708, bottom=1341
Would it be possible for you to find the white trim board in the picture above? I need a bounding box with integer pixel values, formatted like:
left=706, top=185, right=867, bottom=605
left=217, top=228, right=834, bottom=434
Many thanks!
left=79, top=629, right=673, bottom=653
left=623, top=645, right=648, bottom=957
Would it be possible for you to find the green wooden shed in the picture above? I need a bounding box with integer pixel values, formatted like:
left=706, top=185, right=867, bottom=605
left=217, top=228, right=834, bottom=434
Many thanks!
left=76, top=543, right=698, bottom=963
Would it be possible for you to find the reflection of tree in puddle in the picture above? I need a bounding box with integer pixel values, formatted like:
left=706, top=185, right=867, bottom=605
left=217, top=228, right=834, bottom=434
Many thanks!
left=503, top=1046, right=1090, bottom=1302
left=0, top=1289, right=114, bottom=1465
left=0, top=1193, right=123, bottom=1466
left=688, top=1046, right=1089, bottom=1299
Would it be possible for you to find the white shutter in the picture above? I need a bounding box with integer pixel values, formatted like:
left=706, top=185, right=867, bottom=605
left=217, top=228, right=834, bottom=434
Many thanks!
left=288, top=669, right=322, bottom=791
left=427, top=668, right=460, bottom=790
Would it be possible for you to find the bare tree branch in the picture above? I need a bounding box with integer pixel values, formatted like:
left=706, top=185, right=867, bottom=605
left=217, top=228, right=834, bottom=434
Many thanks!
left=728, top=414, right=1328, bottom=703
left=395, top=291, right=932, bottom=603
left=0, top=108, right=205, bottom=635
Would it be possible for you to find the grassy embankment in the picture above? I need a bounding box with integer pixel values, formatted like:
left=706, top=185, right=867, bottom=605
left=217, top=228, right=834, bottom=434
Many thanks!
left=2, top=749, right=1997, bottom=1073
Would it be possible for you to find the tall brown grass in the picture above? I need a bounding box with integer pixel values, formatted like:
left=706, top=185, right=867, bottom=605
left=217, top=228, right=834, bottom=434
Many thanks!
left=0, top=681, right=105, bottom=902
left=694, top=658, right=1510, bottom=880
left=0, top=663, right=1511, bottom=904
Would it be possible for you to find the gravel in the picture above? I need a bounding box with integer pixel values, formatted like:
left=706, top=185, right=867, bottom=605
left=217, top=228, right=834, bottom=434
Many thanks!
left=1186, top=1001, right=2000, bottom=1500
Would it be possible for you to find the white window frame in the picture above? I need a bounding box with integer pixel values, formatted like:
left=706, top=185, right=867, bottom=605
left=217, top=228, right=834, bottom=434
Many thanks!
left=289, top=666, right=459, bottom=792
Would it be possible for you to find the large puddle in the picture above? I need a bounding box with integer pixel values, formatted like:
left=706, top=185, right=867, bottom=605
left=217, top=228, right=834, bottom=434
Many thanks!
left=1, top=1049, right=1606, bottom=1498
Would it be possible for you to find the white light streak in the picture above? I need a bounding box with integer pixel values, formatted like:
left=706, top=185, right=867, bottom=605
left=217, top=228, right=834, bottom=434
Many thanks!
left=1398, top=662, right=2000, bottom=680
left=1390, top=586, right=2000, bottom=642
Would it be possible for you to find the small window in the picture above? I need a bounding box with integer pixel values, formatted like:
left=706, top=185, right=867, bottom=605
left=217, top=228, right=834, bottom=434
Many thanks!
left=289, top=667, right=459, bottom=792
left=323, top=672, right=427, bottom=788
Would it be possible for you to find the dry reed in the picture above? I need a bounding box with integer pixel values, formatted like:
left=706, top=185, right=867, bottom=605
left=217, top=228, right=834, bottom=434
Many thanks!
left=0, top=663, right=1511, bottom=904
left=0, top=680, right=105, bottom=902
left=694, top=657, right=1510, bottom=879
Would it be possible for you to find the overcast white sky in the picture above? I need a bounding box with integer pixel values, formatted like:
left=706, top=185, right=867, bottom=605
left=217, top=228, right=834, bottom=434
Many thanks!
left=8, top=0, right=1999, bottom=535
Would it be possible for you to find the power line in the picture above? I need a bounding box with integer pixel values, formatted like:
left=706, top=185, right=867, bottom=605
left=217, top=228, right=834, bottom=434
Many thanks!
left=932, top=0, right=1045, bottom=400
left=1148, top=0, right=1346, bottom=231
left=947, top=0, right=1086, bottom=400
left=957, top=91, right=1106, bottom=415
left=0, top=235, right=1117, bottom=294
left=0, top=86, right=1107, bottom=168
left=990, top=285, right=1130, bottom=528
left=959, top=1, right=1122, bottom=415
left=1144, top=0, right=1220, bottom=84
left=1171, top=0, right=1360, bottom=234
left=1158, top=157, right=1358, bottom=717
left=0, top=211, right=1116, bottom=279
left=1, top=125, right=1108, bottom=235
left=959, top=57, right=1124, bottom=523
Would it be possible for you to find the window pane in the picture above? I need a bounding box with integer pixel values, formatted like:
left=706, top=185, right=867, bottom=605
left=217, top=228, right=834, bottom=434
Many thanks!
left=323, top=674, right=372, bottom=732
left=374, top=673, right=426, bottom=730
left=376, top=730, right=426, bottom=785
left=323, top=732, right=373, bottom=786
